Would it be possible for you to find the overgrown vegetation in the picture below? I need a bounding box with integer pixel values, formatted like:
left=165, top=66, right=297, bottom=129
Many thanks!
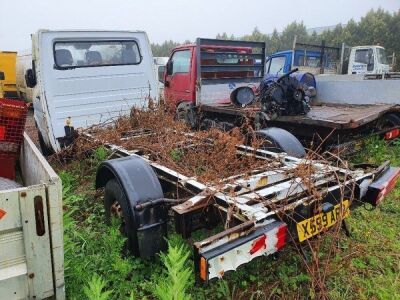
left=154, top=241, right=193, bottom=300
left=58, top=134, right=400, bottom=299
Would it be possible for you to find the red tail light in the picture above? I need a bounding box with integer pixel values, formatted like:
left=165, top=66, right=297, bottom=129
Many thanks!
left=384, top=128, right=400, bottom=140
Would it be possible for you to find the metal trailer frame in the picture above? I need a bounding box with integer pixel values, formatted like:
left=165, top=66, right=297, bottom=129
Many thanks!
left=92, top=130, right=399, bottom=282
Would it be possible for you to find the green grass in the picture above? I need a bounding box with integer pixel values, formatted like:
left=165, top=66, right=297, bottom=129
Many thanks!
left=59, top=139, right=400, bottom=299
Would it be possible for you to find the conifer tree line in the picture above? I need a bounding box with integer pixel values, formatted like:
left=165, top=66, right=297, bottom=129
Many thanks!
left=151, top=9, right=400, bottom=70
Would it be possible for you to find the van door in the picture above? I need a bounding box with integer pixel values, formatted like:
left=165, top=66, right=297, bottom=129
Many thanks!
left=350, top=48, right=374, bottom=74
left=164, top=49, right=193, bottom=106
left=34, top=30, right=157, bottom=152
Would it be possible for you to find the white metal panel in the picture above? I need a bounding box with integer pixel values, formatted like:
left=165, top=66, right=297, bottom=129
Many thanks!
left=0, top=186, right=28, bottom=300
left=199, top=81, right=259, bottom=105
left=0, top=134, right=64, bottom=299
left=35, top=30, right=157, bottom=151
left=0, top=273, right=29, bottom=300
left=0, top=185, right=54, bottom=299
left=207, top=224, right=285, bottom=280
left=315, top=74, right=400, bottom=105
left=19, top=186, right=54, bottom=299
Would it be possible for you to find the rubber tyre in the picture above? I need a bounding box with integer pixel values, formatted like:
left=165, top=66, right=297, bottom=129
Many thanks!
left=256, top=127, right=306, bottom=158
left=37, top=129, right=54, bottom=156
left=377, top=113, right=400, bottom=129
left=104, top=179, right=135, bottom=255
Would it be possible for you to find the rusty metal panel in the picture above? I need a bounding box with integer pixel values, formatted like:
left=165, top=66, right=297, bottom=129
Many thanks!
left=202, top=102, right=399, bottom=129
left=276, top=103, right=398, bottom=128
left=201, top=221, right=286, bottom=281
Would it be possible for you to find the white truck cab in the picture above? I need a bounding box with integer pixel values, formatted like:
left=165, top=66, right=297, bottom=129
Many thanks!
left=153, top=56, right=168, bottom=98
left=348, top=45, right=390, bottom=74
left=27, top=30, right=157, bottom=153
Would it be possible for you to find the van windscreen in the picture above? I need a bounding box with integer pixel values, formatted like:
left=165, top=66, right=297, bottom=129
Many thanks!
left=54, top=40, right=141, bottom=69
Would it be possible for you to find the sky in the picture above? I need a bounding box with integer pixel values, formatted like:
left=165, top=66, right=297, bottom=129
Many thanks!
left=1, top=0, right=399, bottom=51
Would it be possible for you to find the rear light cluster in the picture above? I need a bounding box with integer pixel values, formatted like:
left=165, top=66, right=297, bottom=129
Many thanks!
left=0, top=98, right=28, bottom=179
left=384, top=128, right=400, bottom=140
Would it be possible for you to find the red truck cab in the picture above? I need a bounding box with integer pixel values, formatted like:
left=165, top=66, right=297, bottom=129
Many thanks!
left=164, top=41, right=259, bottom=109
left=164, top=44, right=196, bottom=107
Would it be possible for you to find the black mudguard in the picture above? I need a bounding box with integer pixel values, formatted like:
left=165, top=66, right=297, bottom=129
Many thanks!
left=96, top=156, right=168, bottom=257
left=256, top=127, right=306, bottom=158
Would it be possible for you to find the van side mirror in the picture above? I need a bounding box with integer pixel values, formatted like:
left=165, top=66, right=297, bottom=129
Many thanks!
left=158, top=66, right=165, bottom=83
left=25, top=68, right=37, bottom=88
left=0, top=71, right=4, bottom=81
left=166, top=60, right=173, bottom=75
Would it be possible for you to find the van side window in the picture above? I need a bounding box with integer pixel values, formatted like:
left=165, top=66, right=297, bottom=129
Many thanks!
left=171, top=50, right=191, bottom=74
left=268, top=56, right=285, bottom=75
left=54, top=40, right=141, bottom=69
left=354, top=49, right=370, bottom=64
left=355, top=49, right=374, bottom=71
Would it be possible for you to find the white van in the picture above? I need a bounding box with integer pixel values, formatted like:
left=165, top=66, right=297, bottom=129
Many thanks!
left=26, top=30, right=157, bottom=153
left=16, top=49, right=33, bottom=102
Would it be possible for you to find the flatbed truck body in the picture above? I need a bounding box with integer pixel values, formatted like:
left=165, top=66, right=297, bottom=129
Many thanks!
left=0, top=134, right=64, bottom=299
left=201, top=102, right=400, bottom=147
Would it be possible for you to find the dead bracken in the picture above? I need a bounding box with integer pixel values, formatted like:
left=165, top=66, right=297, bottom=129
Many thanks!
left=71, top=107, right=271, bottom=183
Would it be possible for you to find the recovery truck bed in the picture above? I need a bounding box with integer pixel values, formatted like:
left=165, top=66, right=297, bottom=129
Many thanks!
left=90, top=127, right=400, bottom=282
left=203, top=103, right=397, bottom=129
left=201, top=102, right=400, bottom=146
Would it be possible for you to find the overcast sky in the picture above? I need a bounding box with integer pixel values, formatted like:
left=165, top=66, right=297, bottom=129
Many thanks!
left=1, top=0, right=399, bottom=51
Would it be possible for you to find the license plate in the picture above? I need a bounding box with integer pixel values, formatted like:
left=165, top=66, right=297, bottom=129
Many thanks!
left=296, top=200, right=350, bottom=242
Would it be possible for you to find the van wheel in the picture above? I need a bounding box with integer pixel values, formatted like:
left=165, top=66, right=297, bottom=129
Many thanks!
left=37, top=129, right=54, bottom=156
left=104, top=179, right=135, bottom=255
left=256, top=127, right=306, bottom=158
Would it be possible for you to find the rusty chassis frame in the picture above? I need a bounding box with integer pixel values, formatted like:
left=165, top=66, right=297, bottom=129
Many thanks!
left=87, top=130, right=396, bottom=282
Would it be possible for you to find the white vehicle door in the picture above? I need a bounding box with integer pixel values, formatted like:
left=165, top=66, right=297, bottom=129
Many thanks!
left=350, top=48, right=374, bottom=74
left=34, top=30, right=156, bottom=152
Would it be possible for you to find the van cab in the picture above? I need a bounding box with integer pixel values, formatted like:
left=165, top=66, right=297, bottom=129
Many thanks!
left=26, top=30, right=157, bottom=153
